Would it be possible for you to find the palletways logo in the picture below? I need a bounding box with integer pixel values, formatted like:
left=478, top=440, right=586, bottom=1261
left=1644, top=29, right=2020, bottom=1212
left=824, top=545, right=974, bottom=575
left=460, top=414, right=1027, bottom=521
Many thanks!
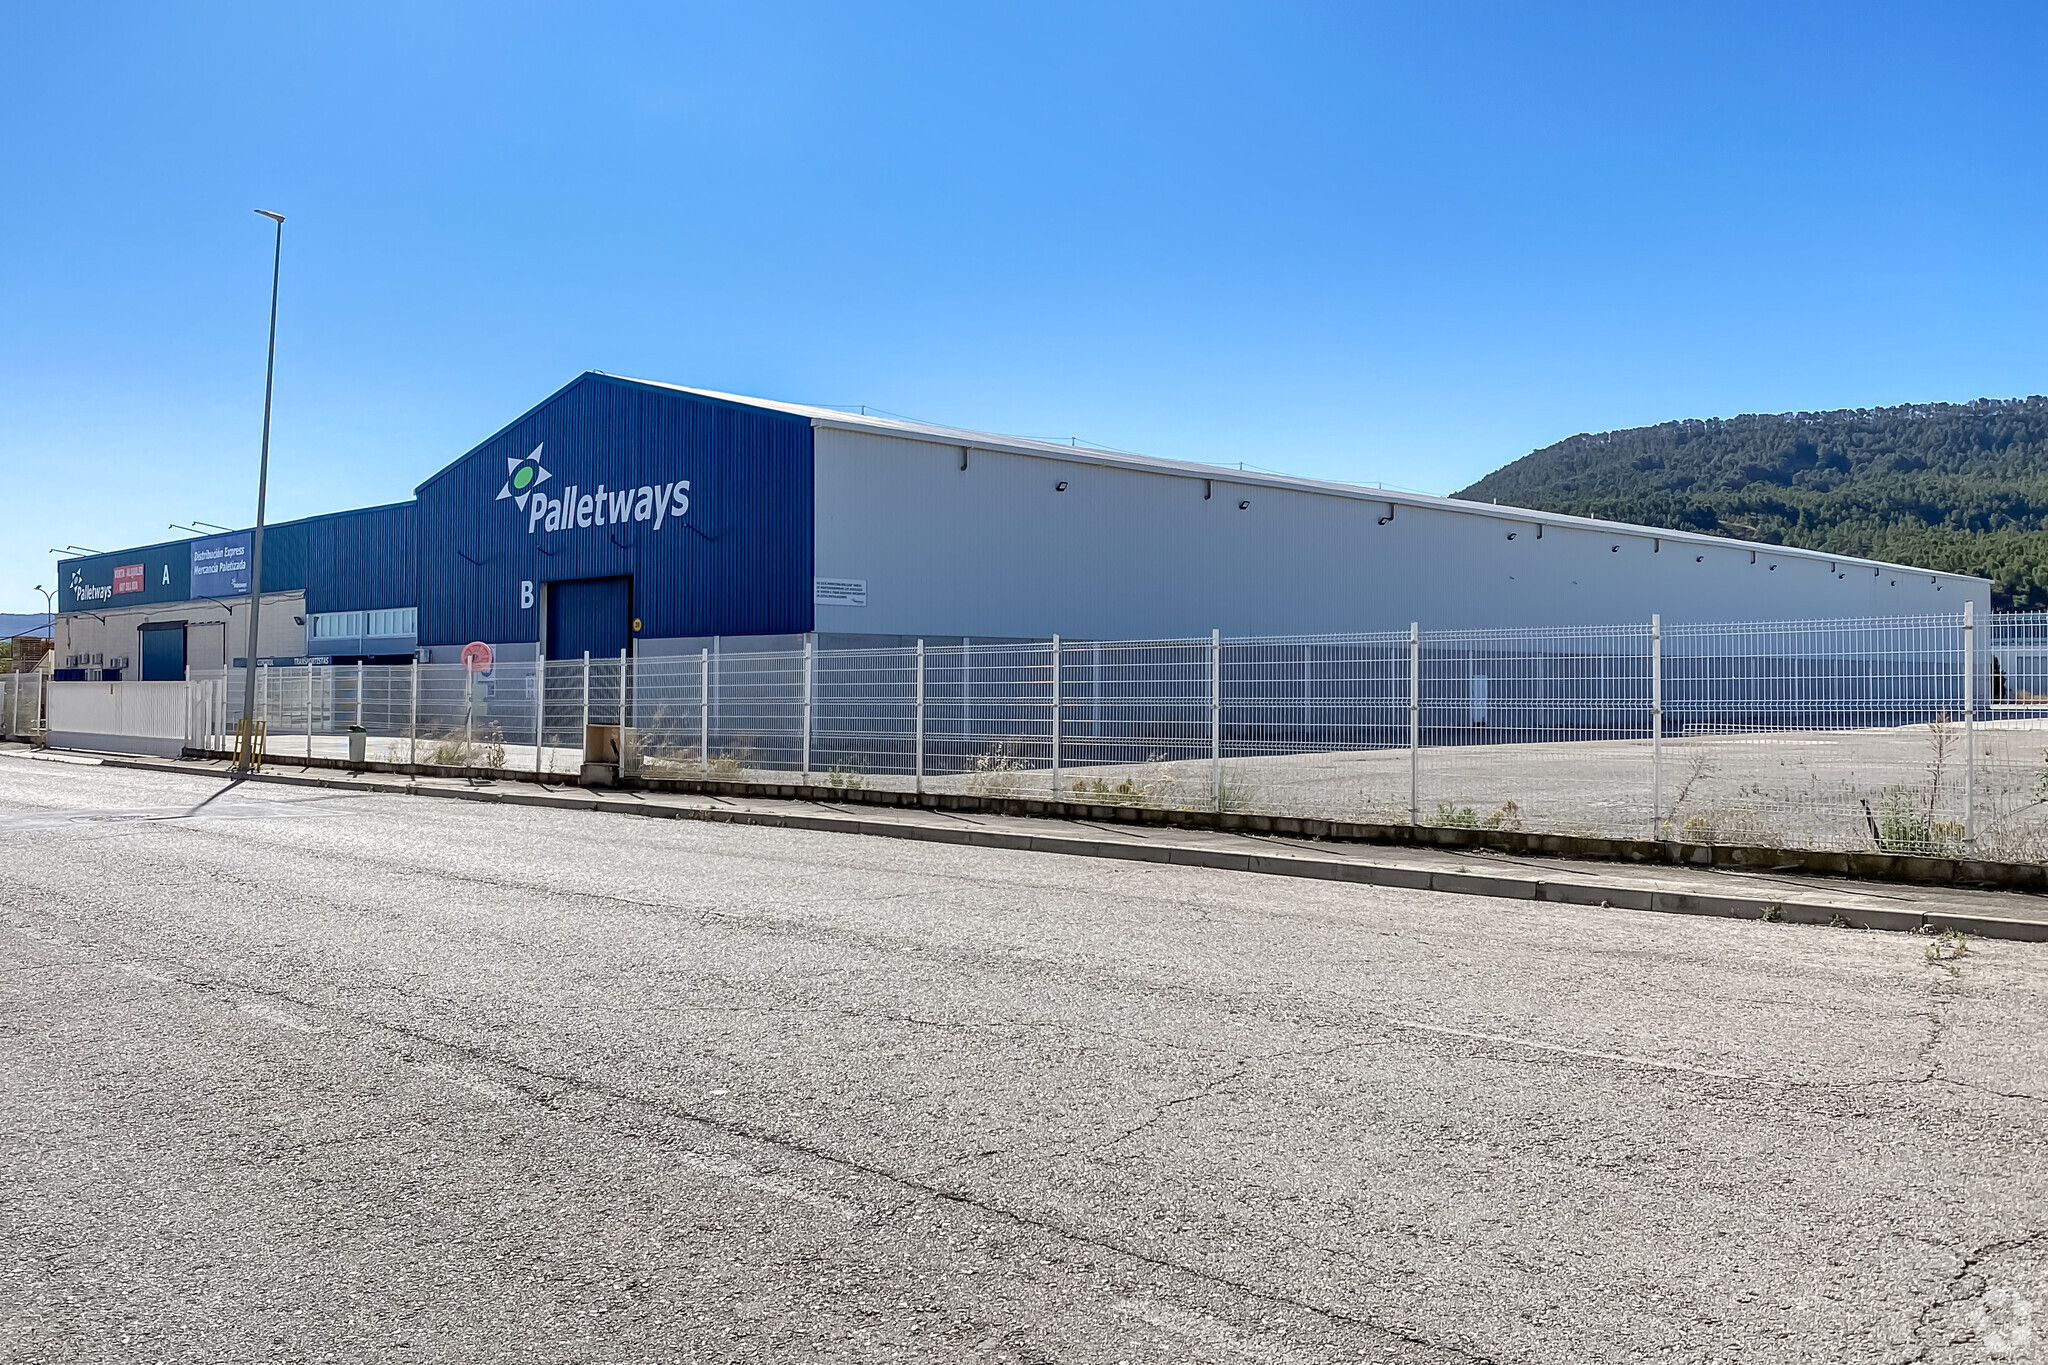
left=68, top=567, right=113, bottom=603
left=498, top=442, right=690, bottom=535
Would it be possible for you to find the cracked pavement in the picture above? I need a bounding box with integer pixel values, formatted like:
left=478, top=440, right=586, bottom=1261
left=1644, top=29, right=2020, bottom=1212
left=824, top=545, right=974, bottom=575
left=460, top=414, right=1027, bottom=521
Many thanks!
left=3, top=755, right=2047, bottom=1363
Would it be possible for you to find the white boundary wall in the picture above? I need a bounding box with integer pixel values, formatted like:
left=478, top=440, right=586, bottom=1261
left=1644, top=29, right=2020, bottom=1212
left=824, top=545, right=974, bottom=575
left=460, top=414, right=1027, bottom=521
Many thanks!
left=47, top=681, right=192, bottom=756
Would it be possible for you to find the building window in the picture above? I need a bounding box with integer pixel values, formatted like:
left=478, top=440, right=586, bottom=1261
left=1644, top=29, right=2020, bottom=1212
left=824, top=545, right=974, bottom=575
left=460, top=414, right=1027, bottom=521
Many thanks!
left=310, top=607, right=416, bottom=640
left=309, top=611, right=364, bottom=640
left=366, top=607, right=416, bottom=637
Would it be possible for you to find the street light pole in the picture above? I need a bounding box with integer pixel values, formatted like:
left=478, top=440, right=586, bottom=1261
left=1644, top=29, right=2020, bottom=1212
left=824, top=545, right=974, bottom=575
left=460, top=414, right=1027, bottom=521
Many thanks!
left=237, top=209, right=286, bottom=771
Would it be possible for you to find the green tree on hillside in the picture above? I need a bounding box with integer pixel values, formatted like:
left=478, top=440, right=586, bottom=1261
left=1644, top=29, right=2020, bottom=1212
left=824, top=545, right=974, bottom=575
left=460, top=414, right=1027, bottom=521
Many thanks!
left=1457, top=398, right=2048, bottom=609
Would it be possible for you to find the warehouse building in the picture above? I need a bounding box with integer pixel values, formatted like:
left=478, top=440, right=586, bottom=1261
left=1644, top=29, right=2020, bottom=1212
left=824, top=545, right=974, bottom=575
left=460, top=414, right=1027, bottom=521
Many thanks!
left=50, top=371, right=1991, bottom=679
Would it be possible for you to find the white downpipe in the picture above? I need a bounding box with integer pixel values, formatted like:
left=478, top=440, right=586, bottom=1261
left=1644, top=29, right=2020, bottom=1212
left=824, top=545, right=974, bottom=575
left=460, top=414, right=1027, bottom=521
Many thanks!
left=1651, top=614, right=1663, bottom=840
left=1408, top=622, right=1421, bottom=826
left=1210, top=628, right=1223, bottom=811
left=1049, top=634, right=1062, bottom=794
left=1964, top=601, right=1976, bottom=846
left=801, top=635, right=814, bottom=782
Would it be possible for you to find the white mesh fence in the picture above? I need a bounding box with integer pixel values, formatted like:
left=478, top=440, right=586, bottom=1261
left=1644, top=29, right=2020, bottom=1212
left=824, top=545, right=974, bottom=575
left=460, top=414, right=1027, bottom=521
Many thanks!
left=176, top=605, right=2048, bottom=857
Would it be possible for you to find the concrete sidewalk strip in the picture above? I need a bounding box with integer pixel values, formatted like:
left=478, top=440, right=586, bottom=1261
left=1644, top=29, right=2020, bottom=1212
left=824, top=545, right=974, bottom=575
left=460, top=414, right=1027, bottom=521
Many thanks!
left=62, top=750, right=2048, bottom=943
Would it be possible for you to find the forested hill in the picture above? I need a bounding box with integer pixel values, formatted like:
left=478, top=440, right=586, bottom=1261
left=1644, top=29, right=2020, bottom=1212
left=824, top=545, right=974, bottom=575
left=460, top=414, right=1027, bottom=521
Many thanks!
left=1456, top=398, right=2048, bottom=609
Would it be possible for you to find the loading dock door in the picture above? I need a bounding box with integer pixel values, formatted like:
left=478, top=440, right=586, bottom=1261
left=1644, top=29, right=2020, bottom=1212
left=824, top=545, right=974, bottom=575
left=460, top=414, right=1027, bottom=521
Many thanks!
left=545, top=577, right=632, bottom=661
left=139, top=622, right=187, bottom=681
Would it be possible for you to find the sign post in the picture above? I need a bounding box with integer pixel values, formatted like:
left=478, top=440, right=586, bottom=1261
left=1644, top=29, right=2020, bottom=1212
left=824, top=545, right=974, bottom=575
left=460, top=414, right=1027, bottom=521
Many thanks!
left=462, top=642, right=494, bottom=764
left=237, top=210, right=286, bottom=772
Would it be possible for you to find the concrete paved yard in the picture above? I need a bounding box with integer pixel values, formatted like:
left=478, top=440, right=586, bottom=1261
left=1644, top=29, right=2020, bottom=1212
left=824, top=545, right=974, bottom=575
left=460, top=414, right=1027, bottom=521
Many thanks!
left=2, top=754, right=2045, bottom=1363
left=226, top=712, right=2048, bottom=858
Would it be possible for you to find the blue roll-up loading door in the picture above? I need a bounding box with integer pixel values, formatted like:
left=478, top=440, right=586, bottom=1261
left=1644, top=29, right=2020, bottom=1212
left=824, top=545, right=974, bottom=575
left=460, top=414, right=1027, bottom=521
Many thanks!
left=138, top=622, right=187, bottom=681
left=546, top=577, right=632, bottom=660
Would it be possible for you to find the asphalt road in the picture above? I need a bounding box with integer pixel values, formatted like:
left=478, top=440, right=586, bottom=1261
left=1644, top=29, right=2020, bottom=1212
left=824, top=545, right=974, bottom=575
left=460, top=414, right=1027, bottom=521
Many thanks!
left=3, top=753, right=2045, bottom=1364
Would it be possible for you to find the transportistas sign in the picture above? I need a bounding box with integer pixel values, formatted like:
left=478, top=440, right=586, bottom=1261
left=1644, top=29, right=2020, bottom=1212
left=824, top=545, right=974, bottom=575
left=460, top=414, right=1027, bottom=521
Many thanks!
left=497, top=444, right=690, bottom=536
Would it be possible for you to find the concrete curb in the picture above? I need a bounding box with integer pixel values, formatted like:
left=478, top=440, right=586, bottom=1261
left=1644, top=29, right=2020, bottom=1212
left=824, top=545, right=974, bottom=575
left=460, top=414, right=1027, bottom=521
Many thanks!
left=166, top=746, right=2048, bottom=895
left=87, top=753, right=2048, bottom=944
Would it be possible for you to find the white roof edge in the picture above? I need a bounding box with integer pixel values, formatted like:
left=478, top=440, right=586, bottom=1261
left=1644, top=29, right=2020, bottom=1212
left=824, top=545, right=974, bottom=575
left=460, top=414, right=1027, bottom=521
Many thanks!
left=604, top=374, right=1991, bottom=587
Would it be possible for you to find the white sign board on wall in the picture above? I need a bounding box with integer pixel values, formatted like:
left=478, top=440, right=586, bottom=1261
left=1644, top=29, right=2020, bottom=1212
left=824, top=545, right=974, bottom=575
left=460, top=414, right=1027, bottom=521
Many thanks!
left=814, top=578, right=867, bottom=608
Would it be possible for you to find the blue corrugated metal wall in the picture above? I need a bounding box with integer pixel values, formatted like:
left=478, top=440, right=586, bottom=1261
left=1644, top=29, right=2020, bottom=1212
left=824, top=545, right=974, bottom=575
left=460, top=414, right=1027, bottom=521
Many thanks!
left=59, top=375, right=813, bottom=647
left=257, top=502, right=418, bottom=614
left=56, top=507, right=417, bottom=616
left=413, top=373, right=814, bottom=648
left=56, top=539, right=193, bottom=612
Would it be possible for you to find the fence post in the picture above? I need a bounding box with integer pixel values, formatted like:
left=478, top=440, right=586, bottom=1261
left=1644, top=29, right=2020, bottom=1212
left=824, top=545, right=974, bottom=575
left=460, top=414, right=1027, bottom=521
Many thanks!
left=1210, top=628, right=1223, bottom=811
left=1050, top=634, right=1062, bottom=793
left=306, top=660, right=315, bottom=760
left=355, top=659, right=364, bottom=730
left=801, top=634, right=814, bottom=782
left=915, top=638, right=926, bottom=796
left=700, top=647, right=711, bottom=776
left=535, top=658, right=546, bottom=777
left=619, top=649, right=629, bottom=729
left=1651, top=614, right=1663, bottom=840
left=1963, top=601, right=1976, bottom=846
left=1408, top=622, right=1421, bottom=826
left=581, top=650, right=591, bottom=744
left=408, top=660, right=418, bottom=765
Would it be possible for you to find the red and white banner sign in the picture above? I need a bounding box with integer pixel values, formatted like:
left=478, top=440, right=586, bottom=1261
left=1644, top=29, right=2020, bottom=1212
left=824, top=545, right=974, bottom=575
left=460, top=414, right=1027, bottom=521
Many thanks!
left=112, top=563, right=145, bottom=594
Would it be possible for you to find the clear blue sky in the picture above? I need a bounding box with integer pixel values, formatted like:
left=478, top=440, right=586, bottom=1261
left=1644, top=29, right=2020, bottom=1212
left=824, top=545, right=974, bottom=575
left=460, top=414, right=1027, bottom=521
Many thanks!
left=5, top=3, right=2044, bottom=612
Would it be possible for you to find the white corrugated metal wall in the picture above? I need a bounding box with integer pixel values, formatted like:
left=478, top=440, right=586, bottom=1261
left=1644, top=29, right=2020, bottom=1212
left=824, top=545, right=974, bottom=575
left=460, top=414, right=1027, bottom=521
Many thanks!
left=811, top=426, right=1987, bottom=639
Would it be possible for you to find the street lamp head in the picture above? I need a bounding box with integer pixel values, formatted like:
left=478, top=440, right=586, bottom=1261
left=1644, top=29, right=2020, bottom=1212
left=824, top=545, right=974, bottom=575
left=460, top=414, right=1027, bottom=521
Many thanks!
left=254, top=209, right=285, bottom=224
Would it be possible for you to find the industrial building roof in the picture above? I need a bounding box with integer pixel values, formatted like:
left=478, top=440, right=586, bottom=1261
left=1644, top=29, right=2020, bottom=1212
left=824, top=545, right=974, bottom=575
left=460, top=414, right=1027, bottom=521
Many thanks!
left=603, top=373, right=1984, bottom=587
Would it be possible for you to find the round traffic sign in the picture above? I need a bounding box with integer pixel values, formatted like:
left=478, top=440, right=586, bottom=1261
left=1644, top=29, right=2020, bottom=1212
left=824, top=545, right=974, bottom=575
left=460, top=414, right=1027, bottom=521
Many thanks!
left=461, top=641, right=495, bottom=673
